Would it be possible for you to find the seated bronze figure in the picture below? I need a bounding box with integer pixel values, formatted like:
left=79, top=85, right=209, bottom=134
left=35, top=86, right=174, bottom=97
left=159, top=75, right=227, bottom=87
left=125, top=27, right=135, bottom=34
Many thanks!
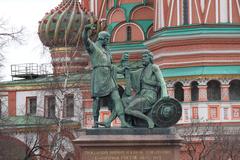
left=121, top=52, right=182, bottom=128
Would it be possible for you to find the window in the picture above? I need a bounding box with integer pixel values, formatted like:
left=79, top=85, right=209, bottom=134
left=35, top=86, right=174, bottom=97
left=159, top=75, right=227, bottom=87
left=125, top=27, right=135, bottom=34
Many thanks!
left=183, top=0, right=189, bottom=25
left=84, top=112, right=93, bottom=127
left=210, top=107, right=217, bottom=119
left=126, top=26, right=132, bottom=41
left=64, top=94, right=74, bottom=118
left=26, top=97, right=37, bottom=115
left=223, top=108, right=229, bottom=120
left=207, top=80, right=221, bottom=101
left=45, top=96, right=55, bottom=118
left=208, top=105, right=220, bottom=120
left=184, top=109, right=189, bottom=121
left=192, top=107, right=198, bottom=119
left=232, top=105, right=240, bottom=120
left=174, top=82, right=184, bottom=102
left=0, top=99, right=1, bottom=118
left=229, top=80, right=240, bottom=100
left=191, top=81, right=199, bottom=101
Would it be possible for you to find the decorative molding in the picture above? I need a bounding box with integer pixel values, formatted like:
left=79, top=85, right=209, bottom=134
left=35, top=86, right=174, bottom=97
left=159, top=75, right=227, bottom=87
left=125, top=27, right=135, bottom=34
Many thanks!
left=166, top=77, right=239, bottom=88
left=219, top=78, right=232, bottom=85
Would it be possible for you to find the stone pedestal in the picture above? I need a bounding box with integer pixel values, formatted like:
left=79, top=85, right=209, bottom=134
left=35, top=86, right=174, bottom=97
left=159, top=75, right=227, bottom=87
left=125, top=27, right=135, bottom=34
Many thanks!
left=73, top=128, right=182, bottom=160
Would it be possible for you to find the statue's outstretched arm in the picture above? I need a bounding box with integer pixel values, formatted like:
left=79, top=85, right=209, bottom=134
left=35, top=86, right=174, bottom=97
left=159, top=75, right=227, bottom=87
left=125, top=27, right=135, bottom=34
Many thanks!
left=152, top=65, right=168, bottom=97
left=116, top=52, right=129, bottom=74
left=113, top=64, right=124, bottom=74
left=83, top=24, right=95, bottom=54
left=121, top=52, right=132, bottom=96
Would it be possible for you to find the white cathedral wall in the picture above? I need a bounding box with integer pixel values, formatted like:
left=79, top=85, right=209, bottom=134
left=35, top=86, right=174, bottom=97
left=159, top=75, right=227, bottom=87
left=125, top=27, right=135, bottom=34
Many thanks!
left=177, top=103, right=209, bottom=124
left=16, top=91, right=45, bottom=116
left=178, top=101, right=240, bottom=125
left=15, top=88, right=83, bottom=121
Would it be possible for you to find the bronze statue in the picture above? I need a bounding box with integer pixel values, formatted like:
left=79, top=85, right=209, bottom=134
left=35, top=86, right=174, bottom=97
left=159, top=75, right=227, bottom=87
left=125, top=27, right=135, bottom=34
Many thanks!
left=90, top=51, right=182, bottom=128
left=82, top=24, right=131, bottom=128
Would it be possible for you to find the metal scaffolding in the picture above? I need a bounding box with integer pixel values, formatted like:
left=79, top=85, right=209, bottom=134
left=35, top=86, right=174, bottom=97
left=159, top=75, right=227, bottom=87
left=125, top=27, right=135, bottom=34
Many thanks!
left=11, top=63, right=53, bottom=80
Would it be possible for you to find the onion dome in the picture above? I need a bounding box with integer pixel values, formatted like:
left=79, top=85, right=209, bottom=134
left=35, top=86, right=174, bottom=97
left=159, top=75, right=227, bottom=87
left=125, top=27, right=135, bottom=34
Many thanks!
left=38, top=0, right=96, bottom=48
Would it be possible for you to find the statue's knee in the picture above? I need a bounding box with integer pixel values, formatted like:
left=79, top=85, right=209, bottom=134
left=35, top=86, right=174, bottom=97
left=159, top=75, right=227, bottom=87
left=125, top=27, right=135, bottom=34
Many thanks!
left=125, top=105, right=134, bottom=113
left=111, top=90, right=120, bottom=99
left=125, top=107, right=130, bottom=113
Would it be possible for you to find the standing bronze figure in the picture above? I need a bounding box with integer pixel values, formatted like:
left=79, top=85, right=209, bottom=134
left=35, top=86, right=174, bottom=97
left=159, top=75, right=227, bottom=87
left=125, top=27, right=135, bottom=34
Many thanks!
left=82, top=24, right=131, bottom=128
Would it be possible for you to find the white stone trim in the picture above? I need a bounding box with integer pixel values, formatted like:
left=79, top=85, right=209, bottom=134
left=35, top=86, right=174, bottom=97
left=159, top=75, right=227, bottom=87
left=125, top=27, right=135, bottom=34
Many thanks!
left=160, top=0, right=165, bottom=28
left=194, top=0, right=202, bottom=23
left=157, top=60, right=240, bottom=66
left=236, top=0, right=240, bottom=16
left=219, top=0, right=228, bottom=23
left=216, top=0, right=219, bottom=23
left=204, top=0, right=211, bottom=23
left=110, top=49, right=148, bottom=54
left=90, top=0, right=94, bottom=13
left=229, top=0, right=233, bottom=23
left=200, top=0, right=205, bottom=13
left=154, top=50, right=240, bottom=59
left=189, top=0, right=192, bottom=24
left=168, top=0, right=175, bottom=26
left=177, top=0, right=180, bottom=26
left=144, top=33, right=240, bottom=45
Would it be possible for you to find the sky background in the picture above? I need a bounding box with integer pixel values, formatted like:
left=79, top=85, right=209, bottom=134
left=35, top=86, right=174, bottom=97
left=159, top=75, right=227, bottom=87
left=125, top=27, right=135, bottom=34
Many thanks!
left=0, top=0, right=63, bottom=81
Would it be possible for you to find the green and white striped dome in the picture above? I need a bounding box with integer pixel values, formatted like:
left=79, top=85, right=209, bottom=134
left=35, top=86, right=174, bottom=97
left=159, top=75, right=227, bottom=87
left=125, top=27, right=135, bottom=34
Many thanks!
left=38, top=0, right=96, bottom=48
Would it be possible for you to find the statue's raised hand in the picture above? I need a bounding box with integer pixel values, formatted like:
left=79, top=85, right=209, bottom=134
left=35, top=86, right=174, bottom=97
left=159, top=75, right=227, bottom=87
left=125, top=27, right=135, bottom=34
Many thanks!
left=122, top=52, right=129, bottom=61
left=85, top=24, right=96, bottom=31
left=121, top=52, right=129, bottom=69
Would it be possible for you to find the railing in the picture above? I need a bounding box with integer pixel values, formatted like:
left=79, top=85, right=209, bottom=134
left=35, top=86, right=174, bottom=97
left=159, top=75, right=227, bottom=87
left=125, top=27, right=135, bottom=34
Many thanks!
left=11, top=63, right=53, bottom=80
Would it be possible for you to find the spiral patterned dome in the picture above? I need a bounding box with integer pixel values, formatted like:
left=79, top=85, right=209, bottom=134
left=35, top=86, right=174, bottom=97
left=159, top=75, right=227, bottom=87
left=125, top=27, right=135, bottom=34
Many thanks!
left=38, top=0, right=96, bottom=47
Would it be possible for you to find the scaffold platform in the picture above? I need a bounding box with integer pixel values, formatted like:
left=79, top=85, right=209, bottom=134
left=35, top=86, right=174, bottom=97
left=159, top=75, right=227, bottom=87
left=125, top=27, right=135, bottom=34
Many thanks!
left=11, top=63, right=52, bottom=80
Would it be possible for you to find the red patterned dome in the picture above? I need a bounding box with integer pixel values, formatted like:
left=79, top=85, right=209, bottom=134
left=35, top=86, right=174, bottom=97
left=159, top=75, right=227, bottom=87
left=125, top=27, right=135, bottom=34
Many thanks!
left=38, top=0, right=96, bottom=47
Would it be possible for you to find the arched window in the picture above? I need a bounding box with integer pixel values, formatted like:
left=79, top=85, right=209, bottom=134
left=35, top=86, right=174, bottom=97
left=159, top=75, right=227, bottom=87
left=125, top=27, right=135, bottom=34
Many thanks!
left=112, top=23, right=144, bottom=42
left=183, top=0, right=189, bottom=25
left=174, top=82, right=184, bottom=102
left=207, top=80, right=221, bottom=101
left=229, top=80, right=240, bottom=100
left=126, top=26, right=132, bottom=41
left=191, top=81, right=199, bottom=101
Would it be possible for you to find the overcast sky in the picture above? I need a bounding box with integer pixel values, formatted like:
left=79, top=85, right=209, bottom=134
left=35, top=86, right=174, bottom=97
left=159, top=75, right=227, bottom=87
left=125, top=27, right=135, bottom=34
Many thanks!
left=0, top=0, right=63, bottom=81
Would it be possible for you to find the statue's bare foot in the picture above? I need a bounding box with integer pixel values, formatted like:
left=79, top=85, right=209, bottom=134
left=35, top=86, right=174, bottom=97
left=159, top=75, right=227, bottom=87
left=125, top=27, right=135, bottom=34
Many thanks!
left=97, top=122, right=111, bottom=128
left=92, top=122, right=98, bottom=128
left=121, top=122, right=132, bottom=128
left=147, top=120, right=155, bottom=129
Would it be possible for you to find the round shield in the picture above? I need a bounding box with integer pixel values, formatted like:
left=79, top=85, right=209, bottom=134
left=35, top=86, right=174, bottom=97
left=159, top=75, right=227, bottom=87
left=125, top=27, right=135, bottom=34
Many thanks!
left=151, top=97, right=182, bottom=128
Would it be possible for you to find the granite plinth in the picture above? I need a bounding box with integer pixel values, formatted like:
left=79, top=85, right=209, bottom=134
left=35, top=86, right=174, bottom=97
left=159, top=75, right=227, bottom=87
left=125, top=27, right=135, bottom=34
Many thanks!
left=84, top=127, right=175, bottom=135
left=73, top=128, right=183, bottom=160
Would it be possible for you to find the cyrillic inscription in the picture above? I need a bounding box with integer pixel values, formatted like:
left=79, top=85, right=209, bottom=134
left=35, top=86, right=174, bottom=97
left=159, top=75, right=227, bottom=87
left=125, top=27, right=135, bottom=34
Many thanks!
left=83, top=149, right=172, bottom=160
